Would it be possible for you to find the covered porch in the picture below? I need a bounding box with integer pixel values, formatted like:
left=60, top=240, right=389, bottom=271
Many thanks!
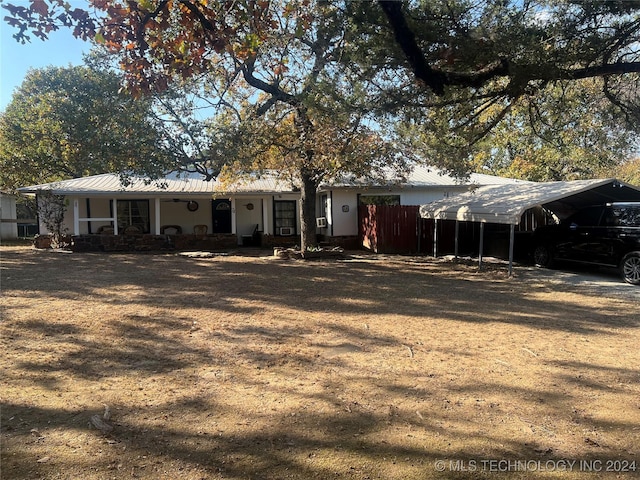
left=18, top=172, right=303, bottom=251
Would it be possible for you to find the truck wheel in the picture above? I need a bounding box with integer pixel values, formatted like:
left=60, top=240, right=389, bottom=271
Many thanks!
left=533, top=244, right=554, bottom=268
left=621, top=252, right=640, bottom=285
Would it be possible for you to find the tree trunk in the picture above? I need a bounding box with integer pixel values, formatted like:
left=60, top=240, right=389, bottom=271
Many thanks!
left=299, top=170, right=319, bottom=252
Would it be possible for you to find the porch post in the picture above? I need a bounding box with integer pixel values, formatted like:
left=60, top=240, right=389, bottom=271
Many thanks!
left=508, top=224, right=515, bottom=277
left=230, top=197, right=237, bottom=234
left=154, top=197, right=161, bottom=235
left=73, top=198, right=80, bottom=235
left=262, top=198, right=269, bottom=235
left=478, top=222, right=485, bottom=270
left=112, top=198, right=118, bottom=235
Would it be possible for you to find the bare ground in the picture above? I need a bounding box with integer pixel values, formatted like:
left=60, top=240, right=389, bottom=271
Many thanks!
left=1, top=246, right=639, bottom=479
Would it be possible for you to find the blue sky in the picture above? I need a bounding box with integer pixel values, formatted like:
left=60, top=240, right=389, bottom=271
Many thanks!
left=1, top=21, right=89, bottom=110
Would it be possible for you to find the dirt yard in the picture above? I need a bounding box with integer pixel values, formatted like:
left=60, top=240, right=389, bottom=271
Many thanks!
left=1, top=246, right=639, bottom=479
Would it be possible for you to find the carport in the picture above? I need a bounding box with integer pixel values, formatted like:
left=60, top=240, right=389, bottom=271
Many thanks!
left=419, top=178, right=640, bottom=276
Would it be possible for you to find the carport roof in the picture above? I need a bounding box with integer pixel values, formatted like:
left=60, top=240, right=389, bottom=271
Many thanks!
left=419, top=178, right=640, bottom=225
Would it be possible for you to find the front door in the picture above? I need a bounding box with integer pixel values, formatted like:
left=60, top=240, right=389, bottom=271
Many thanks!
left=211, top=199, right=232, bottom=233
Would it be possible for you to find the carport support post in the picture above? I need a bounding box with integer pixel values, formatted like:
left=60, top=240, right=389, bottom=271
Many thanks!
left=433, top=219, right=438, bottom=257
left=508, top=224, right=515, bottom=277
left=478, top=222, right=484, bottom=270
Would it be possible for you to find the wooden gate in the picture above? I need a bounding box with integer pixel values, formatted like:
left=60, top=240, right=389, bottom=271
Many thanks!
left=359, top=205, right=426, bottom=254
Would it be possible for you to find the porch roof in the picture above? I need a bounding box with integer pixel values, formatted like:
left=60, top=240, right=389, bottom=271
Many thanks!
left=17, top=172, right=295, bottom=196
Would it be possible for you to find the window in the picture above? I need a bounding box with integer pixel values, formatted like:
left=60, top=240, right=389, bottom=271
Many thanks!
left=566, top=207, right=604, bottom=227
left=358, top=195, right=400, bottom=206
left=117, top=200, right=150, bottom=233
left=610, top=206, right=640, bottom=227
left=274, top=200, right=296, bottom=235
left=320, top=194, right=328, bottom=217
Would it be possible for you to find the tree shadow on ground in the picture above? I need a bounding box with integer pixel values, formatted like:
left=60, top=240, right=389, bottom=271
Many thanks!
left=2, top=248, right=639, bottom=479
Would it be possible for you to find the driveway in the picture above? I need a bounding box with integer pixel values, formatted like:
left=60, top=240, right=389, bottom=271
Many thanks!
left=517, top=263, right=640, bottom=301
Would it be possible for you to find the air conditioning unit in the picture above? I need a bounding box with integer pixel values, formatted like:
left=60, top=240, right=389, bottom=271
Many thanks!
left=316, top=217, right=327, bottom=228
left=279, top=227, right=294, bottom=236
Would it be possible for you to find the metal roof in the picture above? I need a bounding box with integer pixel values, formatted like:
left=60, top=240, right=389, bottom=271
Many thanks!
left=326, top=164, right=525, bottom=189
left=404, top=165, right=526, bottom=186
left=18, top=165, right=522, bottom=196
left=419, top=179, right=640, bottom=225
left=17, top=171, right=294, bottom=196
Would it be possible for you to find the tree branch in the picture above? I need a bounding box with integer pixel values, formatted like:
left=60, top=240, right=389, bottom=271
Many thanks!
left=378, top=0, right=447, bottom=95
left=378, top=1, right=640, bottom=96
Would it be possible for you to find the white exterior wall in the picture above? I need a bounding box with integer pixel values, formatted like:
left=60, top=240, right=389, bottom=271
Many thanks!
left=327, top=190, right=359, bottom=236
left=235, top=196, right=267, bottom=244
left=156, top=197, right=212, bottom=234
left=0, top=194, right=18, bottom=240
left=398, top=187, right=468, bottom=205
left=36, top=195, right=74, bottom=235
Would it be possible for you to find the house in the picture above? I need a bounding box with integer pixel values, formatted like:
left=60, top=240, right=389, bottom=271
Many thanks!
left=17, top=165, right=524, bottom=251
left=0, top=192, right=18, bottom=240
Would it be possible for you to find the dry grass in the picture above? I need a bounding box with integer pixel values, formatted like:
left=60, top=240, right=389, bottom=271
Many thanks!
left=1, top=246, right=639, bottom=479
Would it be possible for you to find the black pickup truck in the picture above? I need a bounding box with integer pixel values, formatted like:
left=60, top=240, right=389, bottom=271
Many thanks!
left=531, top=203, right=640, bottom=285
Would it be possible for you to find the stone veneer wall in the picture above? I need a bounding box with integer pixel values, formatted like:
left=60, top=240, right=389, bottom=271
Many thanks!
left=318, top=235, right=361, bottom=250
left=69, top=233, right=239, bottom=252
left=260, top=234, right=360, bottom=249
left=259, top=234, right=299, bottom=249
left=34, top=233, right=360, bottom=252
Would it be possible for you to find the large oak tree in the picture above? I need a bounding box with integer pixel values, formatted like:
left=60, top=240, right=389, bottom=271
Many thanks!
left=0, top=65, right=172, bottom=191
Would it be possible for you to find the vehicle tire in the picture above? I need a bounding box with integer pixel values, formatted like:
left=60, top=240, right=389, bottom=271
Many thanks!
left=533, top=244, right=555, bottom=268
left=621, top=252, right=640, bottom=285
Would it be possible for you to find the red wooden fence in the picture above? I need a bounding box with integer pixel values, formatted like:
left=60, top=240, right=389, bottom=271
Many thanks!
left=359, top=205, right=430, bottom=254
left=359, top=205, right=475, bottom=255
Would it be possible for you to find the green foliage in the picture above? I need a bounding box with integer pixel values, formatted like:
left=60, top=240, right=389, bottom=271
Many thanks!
left=606, top=158, right=640, bottom=186
left=0, top=65, right=172, bottom=191
left=470, top=80, right=638, bottom=181
left=371, top=0, right=640, bottom=178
